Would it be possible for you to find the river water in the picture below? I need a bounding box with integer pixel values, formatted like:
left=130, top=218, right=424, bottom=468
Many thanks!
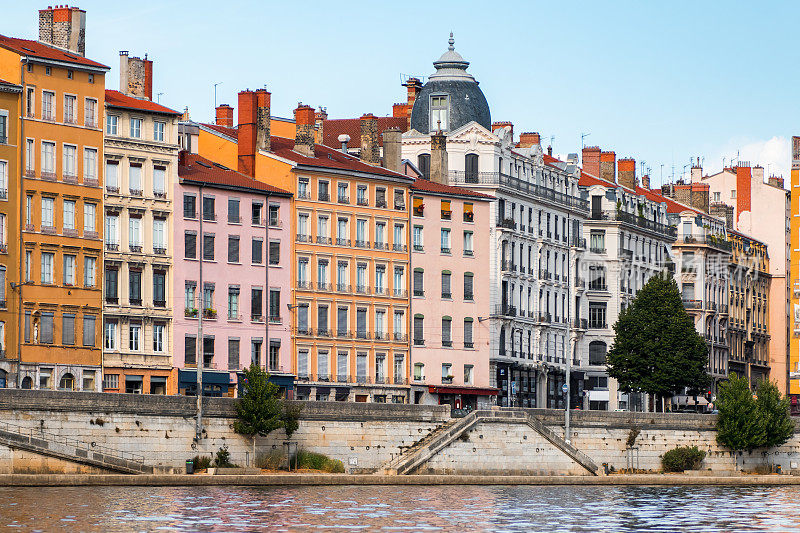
left=0, top=484, right=797, bottom=532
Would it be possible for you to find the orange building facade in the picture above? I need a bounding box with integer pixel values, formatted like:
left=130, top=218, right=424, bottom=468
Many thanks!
left=0, top=7, right=108, bottom=390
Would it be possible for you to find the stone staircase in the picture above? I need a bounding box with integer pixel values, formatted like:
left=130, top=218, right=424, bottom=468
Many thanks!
left=380, top=409, right=599, bottom=476
left=0, top=420, right=152, bottom=474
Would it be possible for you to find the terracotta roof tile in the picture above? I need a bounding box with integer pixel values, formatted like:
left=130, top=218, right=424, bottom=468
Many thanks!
left=410, top=178, right=494, bottom=200
left=321, top=117, right=408, bottom=149
left=105, top=90, right=180, bottom=115
left=0, top=35, right=108, bottom=69
left=202, top=123, right=238, bottom=140
left=178, top=152, right=290, bottom=196
left=578, top=169, right=700, bottom=215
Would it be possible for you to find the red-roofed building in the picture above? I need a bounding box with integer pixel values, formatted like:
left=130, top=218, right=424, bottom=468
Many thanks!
left=0, top=7, right=110, bottom=391
left=180, top=89, right=416, bottom=402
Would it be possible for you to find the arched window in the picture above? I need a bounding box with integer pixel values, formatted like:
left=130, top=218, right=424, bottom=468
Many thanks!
left=589, top=341, right=607, bottom=366
left=59, top=373, right=75, bottom=390
left=417, top=154, right=430, bottom=179
left=465, top=153, right=479, bottom=183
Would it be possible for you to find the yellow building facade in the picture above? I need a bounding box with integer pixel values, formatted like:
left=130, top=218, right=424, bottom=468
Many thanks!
left=790, top=136, right=800, bottom=408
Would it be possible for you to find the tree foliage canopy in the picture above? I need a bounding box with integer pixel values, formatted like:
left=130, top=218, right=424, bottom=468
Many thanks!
left=233, top=364, right=300, bottom=438
left=606, top=274, right=709, bottom=397
left=716, top=374, right=794, bottom=451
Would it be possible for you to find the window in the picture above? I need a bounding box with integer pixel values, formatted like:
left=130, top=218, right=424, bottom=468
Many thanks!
left=418, top=154, right=430, bottom=179
left=337, top=182, right=349, bottom=203
left=413, top=268, right=424, bottom=297
left=337, top=306, right=349, bottom=337
left=394, top=189, right=405, bottom=210
left=25, top=87, right=34, bottom=117
left=228, top=198, right=240, bottom=223
left=413, top=314, right=424, bottom=345
left=356, top=263, right=366, bottom=292
left=183, top=194, right=196, bottom=218
left=0, top=113, right=6, bottom=144
left=184, top=335, right=196, bottom=366
left=337, top=261, right=348, bottom=290
left=394, top=266, right=404, bottom=296
left=252, top=201, right=263, bottom=225
left=105, top=321, right=119, bottom=350
left=26, top=139, right=34, bottom=172
left=130, top=117, right=142, bottom=138
left=588, top=302, right=607, bottom=329
left=375, top=310, right=386, bottom=338
left=430, top=94, right=449, bottom=131
left=297, top=303, right=309, bottom=334
left=375, top=265, right=386, bottom=293
left=269, top=289, right=280, bottom=322
left=41, top=313, right=54, bottom=344
left=442, top=317, right=452, bottom=347
left=153, top=323, right=166, bottom=353
left=463, top=231, right=474, bottom=255
left=64, top=94, right=76, bottom=123
left=356, top=308, right=367, bottom=339
left=105, top=268, right=119, bottom=303
left=251, top=287, right=263, bottom=320
left=441, top=200, right=451, bottom=220
left=202, top=196, right=215, bottom=221
left=589, top=341, right=607, bottom=365
left=42, top=90, right=54, bottom=120
left=83, top=148, right=97, bottom=182
left=589, top=266, right=606, bottom=290
left=61, top=314, right=75, bottom=345
left=105, top=160, right=119, bottom=191
left=318, top=181, right=329, bottom=202
left=153, top=270, right=166, bottom=306
left=202, top=283, right=214, bottom=311
left=154, top=121, right=165, bottom=142
left=375, top=222, right=386, bottom=247
left=357, top=185, right=367, bottom=205
left=40, top=252, right=54, bottom=283
left=63, top=145, right=77, bottom=177
left=41, top=141, right=55, bottom=175
left=129, top=217, right=142, bottom=249
left=337, top=217, right=348, bottom=245
left=184, top=231, right=197, bottom=259
left=83, top=257, right=95, bottom=287
left=82, top=315, right=95, bottom=347
left=153, top=219, right=166, bottom=253
left=227, top=286, right=239, bottom=320
left=228, top=338, right=240, bottom=370
left=269, top=241, right=280, bottom=265
left=203, top=233, right=214, bottom=260
left=394, top=310, right=404, bottom=339
left=63, top=255, right=75, bottom=285
left=393, top=354, right=405, bottom=384
left=464, top=273, right=474, bottom=301
left=25, top=251, right=31, bottom=282
left=184, top=281, right=197, bottom=311
left=129, top=164, right=142, bottom=194
left=251, top=339, right=262, bottom=366
left=228, top=235, right=240, bottom=263
left=298, top=178, right=309, bottom=199
left=393, top=223, right=404, bottom=250
left=414, top=363, right=424, bottom=381
left=356, top=352, right=367, bottom=382
left=356, top=219, right=367, bottom=246
left=465, top=154, right=478, bottom=182
left=464, top=364, right=473, bottom=385
left=440, top=228, right=451, bottom=253
left=589, top=231, right=605, bottom=253
left=376, top=187, right=386, bottom=208
left=412, top=225, right=423, bottom=251
left=464, top=318, right=474, bottom=348
left=298, top=258, right=309, bottom=285
left=106, top=114, right=118, bottom=135
left=298, top=213, right=309, bottom=238
left=41, top=197, right=54, bottom=228
left=84, top=98, right=97, bottom=127
left=129, top=270, right=142, bottom=304
left=84, top=203, right=96, bottom=233
left=713, top=191, right=721, bottom=202
left=129, top=324, right=141, bottom=351
left=252, top=238, right=263, bottom=264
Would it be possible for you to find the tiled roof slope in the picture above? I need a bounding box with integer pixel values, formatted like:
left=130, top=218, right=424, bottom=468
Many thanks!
left=179, top=152, right=290, bottom=196
left=0, top=35, right=108, bottom=69
left=411, top=177, right=494, bottom=200
left=105, top=90, right=180, bottom=115
left=321, top=117, right=408, bottom=149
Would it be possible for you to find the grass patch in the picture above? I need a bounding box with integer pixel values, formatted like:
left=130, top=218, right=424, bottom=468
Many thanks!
left=255, top=450, right=285, bottom=470
left=291, top=450, right=345, bottom=473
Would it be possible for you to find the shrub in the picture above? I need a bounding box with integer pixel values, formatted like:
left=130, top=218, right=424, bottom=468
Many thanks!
left=214, top=446, right=236, bottom=468
left=255, top=450, right=285, bottom=470
left=662, top=446, right=706, bottom=472
left=292, top=450, right=345, bottom=473
left=191, top=455, right=212, bottom=470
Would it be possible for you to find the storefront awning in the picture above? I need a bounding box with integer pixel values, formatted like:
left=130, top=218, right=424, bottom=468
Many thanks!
left=178, top=369, right=231, bottom=386
left=428, top=385, right=498, bottom=396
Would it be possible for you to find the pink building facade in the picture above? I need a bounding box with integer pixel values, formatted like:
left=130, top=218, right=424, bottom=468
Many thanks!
left=409, top=178, right=496, bottom=409
left=174, top=152, right=292, bottom=396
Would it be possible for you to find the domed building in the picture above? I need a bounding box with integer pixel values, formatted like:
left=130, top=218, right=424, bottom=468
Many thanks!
left=409, top=33, right=491, bottom=134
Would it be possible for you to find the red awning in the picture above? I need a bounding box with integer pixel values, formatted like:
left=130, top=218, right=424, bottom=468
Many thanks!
left=428, top=385, right=498, bottom=396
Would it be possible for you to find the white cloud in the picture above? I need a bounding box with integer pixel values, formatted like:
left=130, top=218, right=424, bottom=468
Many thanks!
left=700, top=136, right=790, bottom=183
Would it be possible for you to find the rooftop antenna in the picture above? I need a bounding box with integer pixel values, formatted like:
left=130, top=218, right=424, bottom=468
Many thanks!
left=157, top=92, right=163, bottom=104
left=581, top=132, right=590, bottom=148
left=550, top=135, right=555, bottom=149
left=660, top=164, right=664, bottom=187
left=213, top=82, right=223, bottom=109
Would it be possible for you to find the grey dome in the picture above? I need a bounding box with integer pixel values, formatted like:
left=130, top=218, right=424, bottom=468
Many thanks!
left=410, top=33, right=491, bottom=134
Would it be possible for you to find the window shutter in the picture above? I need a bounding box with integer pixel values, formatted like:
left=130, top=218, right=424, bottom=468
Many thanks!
left=82, top=315, right=95, bottom=347
left=337, top=353, right=347, bottom=379
left=269, top=241, right=280, bottom=265
left=464, top=274, right=473, bottom=298
left=269, top=290, right=280, bottom=318
left=464, top=319, right=473, bottom=345
left=298, top=350, right=308, bottom=376
left=252, top=239, right=262, bottom=264
left=228, top=236, right=239, bottom=263
left=228, top=339, right=239, bottom=370
left=203, top=234, right=214, bottom=260
left=298, top=304, right=308, bottom=332
left=41, top=313, right=54, bottom=344
left=62, top=315, right=75, bottom=346
left=184, top=336, right=196, bottom=365
left=251, top=289, right=262, bottom=318
left=413, top=270, right=424, bottom=292
left=185, top=232, right=196, bottom=259
left=337, top=307, right=348, bottom=335
left=357, top=309, right=367, bottom=335
left=414, top=315, right=423, bottom=341
left=317, top=306, right=327, bottom=332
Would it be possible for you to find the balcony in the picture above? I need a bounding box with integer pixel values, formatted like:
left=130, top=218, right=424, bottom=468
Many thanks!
left=442, top=340, right=453, bottom=347
left=589, top=246, right=606, bottom=254
left=464, top=292, right=474, bottom=301
left=154, top=300, right=166, bottom=308
left=572, top=318, right=588, bottom=330
left=355, top=239, right=369, bottom=248
left=571, top=236, right=586, bottom=249
left=677, top=234, right=733, bottom=252
left=297, top=191, right=310, bottom=200
left=0, top=244, right=7, bottom=254
left=492, top=304, right=517, bottom=317
left=41, top=171, right=56, bottom=181
left=203, top=308, right=217, bottom=319
left=316, top=328, right=332, bottom=337
left=296, top=280, right=312, bottom=290
left=356, top=285, right=370, bottom=295
left=268, top=218, right=281, bottom=228
left=413, top=288, right=424, bottom=297
left=356, top=330, right=370, bottom=340
left=464, top=250, right=474, bottom=257
left=441, top=291, right=452, bottom=299
left=538, top=312, right=551, bottom=324
left=463, top=211, right=474, bottom=223
left=413, top=244, right=424, bottom=252
left=106, top=186, right=120, bottom=194
left=84, top=178, right=99, bottom=187
left=464, top=341, right=474, bottom=349
left=451, top=170, right=589, bottom=212
left=105, top=243, right=120, bottom=251
left=539, top=270, right=551, bottom=280
left=592, top=210, right=677, bottom=238
left=373, top=241, right=388, bottom=250
left=296, top=234, right=310, bottom=243
left=251, top=315, right=265, bottom=323
left=499, top=218, right=516, bottom=230
left=413, top=338, right=425, bottom=346
left=682, top=299, right=703, bottom=310
left=619, top=248, right=633, bottom=260
left=392, top=243, right=407, bottom=252
left=185, top=308, right=197, bottom=317
left=129, top=298, right=142, bottom=306
left=129, top=245, right=143, bottom=253
left=338, top=195, right=350, bottom=205
left=130, top=189, right=143, bottom=197
left=395, top=201, right=406, bottom=211
left=336, top=283, right=351, bottom=293
left=393, top=289, right=408, bottom=298
left=588, top=321, right=607, bottom=329
left=441, top=210, right=452, bottom=220
left=106, top=297, right=119, bottom=305
left=154, top=247, right=167, bottom=256
left=318, top=192, right=330, bottom=202
left=154, top=190, right=167, bottom=199
left=588, top=282, right=608, bottom=292
left=357, top=197, right=369, bottom=207
left=335, top=238, right=351, bottom=246
left=316, top=236, right=332, bottom=245
left=317, top=282, right=332, bottom=291
left=336, top=330, right=352, bottom=339
left=393, top=333, right=408, bottom=342
left=440, top=247, right=451, bottom=254
left=63, top=174, right=78, bottom=184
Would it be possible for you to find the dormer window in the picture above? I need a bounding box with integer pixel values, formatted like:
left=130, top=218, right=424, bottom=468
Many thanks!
left=430, top=95, right=449, bottom=131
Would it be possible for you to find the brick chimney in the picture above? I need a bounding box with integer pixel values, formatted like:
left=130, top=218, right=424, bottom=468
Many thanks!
left=238, top=90, right=258, bottom=176
left=314, top=107, right=327, bottom=144
left=119, top=51, right=153, bottom=100
left=393, top=103, right=408, bottom=119
left=294, top=104, right=316, bottom=157
left=518, top=132, right=540, bottom=148
left=710, top=202, right=734, bottom=229
left=430, top=131, right=448, bottom=185
left=768, top=176, right=785, bottom=189
left=691, top=158, right=702, bottom=182
left=641, top=173, right=650, bottom=190
left=402, top=78, right=422, bottom=128
left=382, top=128, right=401, bottom=173
left=359, top=114, right=379, bottom=165
left=690, top=183, right=709, bottom=213
left=600, top=151, right=616, bottom=184
left=39, top=5, right=86, bottom=56
left=215, top=104, right=234, bottom=128
left=582, top=146, right=601, bottom=178
left=618, top=158, right=636, bottom=189
left=255, top=89, right=271, bottom=153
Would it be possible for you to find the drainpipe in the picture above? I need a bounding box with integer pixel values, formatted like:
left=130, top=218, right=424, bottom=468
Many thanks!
left=565, top=211, right=572, bottom=443
left=265, top=192, right=269, bottom=373
left=16, top=59, right=26, bottom=388
left=196, top=184, right=204, bottom=442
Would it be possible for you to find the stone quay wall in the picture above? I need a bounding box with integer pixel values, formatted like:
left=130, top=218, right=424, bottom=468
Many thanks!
left=0, top=390, right=798, bottom=475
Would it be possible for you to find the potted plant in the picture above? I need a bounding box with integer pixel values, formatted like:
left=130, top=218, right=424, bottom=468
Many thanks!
left=185, top=307, right=198, bottom=317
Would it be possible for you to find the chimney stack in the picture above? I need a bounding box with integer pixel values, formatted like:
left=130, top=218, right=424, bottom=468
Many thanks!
left=294, top=104, right=316, bottom=157
left=402, top=78, right=423, bottom=128
left=238, top=90, right=258, bottom=176
left=430, top=131, right=448, bottom=185
left=752, top=165, right=764, bottom=183
left=39, top=5, right=86, bottom=56
left=359, top=114, right=379, bottom=165
left=690, top=183, right=710, bottom=213
left=382, top=128, right=402, bottom=173
left=518, top=132, right=540, bottom=148
left=600, top=151, right=616, bottom=184
left=315, top=107, right=327, bottom=144
left=255, top=89, right=271, bottom=153
left=691, top=157, right=703, bottom=182
left=215, top=104, right=234, bottom=128
left=119, top=51, right=153, bottom=100
left=393, top=103, right=408, bottom=119
left=768, top=176, right=785, bottom=189
left=618, top=158, right=636, bottom=189
left=641, top=173, right=650, bottom=190
left=492, top=121, right=513, bottom=139
left=582, top=146, right=601, bottom=178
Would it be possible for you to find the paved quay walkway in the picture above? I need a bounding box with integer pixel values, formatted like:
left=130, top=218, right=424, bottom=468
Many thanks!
left=1, top=473, right=799, bottom=487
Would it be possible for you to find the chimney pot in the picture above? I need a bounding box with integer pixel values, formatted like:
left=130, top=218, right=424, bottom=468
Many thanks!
left=600, top=150, right=616, bottom=184
left=338, top=134, right=350, bottom=153
left=294, top=104, right=316, bottom=157
left=215, top=104, right=234, bottom=128
left=359, top=114, right=379, bottom=165
left=518, top=132, right=540, bottom=148
left=618, top=158, right=637, bottom=189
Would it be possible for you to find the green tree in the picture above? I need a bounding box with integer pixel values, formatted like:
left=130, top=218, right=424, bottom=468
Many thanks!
left=755, top=379, right=794, bottom=448
left=606, top=274, right=709, bottom=409
left=716, top=373, right=766, bottom=451
left=234, top=364, right=301, bottom=460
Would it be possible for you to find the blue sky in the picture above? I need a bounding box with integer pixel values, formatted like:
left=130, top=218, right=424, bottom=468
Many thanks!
left=3, top=1, right=797, bottom=183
